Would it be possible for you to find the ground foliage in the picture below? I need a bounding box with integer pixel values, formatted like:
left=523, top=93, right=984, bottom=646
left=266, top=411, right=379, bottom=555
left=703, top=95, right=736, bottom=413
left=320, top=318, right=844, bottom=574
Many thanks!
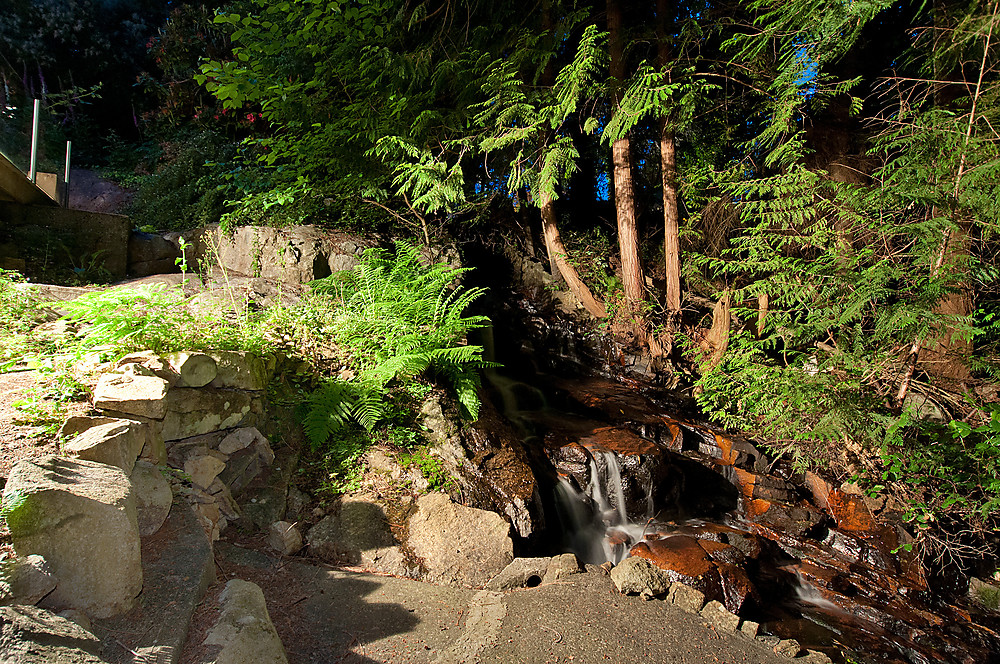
left=12, top=0, right=1000, bottom=566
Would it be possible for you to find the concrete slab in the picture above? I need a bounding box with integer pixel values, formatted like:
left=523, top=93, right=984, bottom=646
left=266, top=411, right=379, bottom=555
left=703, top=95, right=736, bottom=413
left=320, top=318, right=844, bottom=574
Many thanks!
left=211, top=543, right=791, bottom=664
left=93, top=501, right=216, bottom=664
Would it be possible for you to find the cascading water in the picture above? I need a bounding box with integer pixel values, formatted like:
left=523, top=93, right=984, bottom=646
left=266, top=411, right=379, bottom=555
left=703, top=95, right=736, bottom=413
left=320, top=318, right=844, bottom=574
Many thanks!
left=553, top=449, right=656, bottom=565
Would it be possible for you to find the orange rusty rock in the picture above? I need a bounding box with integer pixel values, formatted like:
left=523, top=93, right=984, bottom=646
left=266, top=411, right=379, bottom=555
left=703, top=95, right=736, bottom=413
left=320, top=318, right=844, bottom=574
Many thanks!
left=746, top=498, right=772, bottom=518
left=804, top=471, right=833, bottom=511
left=630, top=535, right=714, bottom=579
left=606, top=528, right=632, bottom=548
left=827, top=489, right=878, bottom=533
left=713, top=434, right=739, bottom=466
left=716, top=562, right=756, bottom=614
left=732, top=468, right=757, bottom=501
left=660, top=418, right=683, bottom=450
left=580, top=426, right=659, bottom=456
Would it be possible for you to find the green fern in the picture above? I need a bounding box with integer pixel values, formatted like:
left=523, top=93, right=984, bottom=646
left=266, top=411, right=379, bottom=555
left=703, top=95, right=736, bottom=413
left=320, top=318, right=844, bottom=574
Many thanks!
left=304, top=240, right=494, bottom=448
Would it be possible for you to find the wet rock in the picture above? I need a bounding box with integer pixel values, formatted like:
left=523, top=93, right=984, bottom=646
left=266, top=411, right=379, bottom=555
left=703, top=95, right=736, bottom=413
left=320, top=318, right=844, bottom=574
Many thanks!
left=0, top=605, right=104, bottom=663
left=129, top=461, right=172, bottom=537
left=0, top=555, right=57, bottom=606
left=715, top=562, right=756, bottom=614
left=630, top=535, right=713, bottom=580
left=202, top=579, right=288, bottom=664
left=700, top=600, right=740, bottom=632
left=610, top=557, right=671, bottom=598
left=268, top=521, right=303, bottom=556
left=5, top=455, right=141, bottom=618
left=969, top=577, right=1000, bottom=610
left=93, top=372, right=169, bottom=420
left=407, top=492, right=514, bottom=588
left=63, top=419, right=146, bottom=473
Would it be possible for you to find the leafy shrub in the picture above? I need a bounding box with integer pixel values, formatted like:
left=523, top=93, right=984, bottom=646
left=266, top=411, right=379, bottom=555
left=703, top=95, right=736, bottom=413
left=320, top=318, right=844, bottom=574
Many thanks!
left=0, top=270, right=49, bottom=368
left=877, top=405, right=1000, bottom=535
left=303, top=241, right=494, bottom=448
left=57, top=283, right=275, bottom=356
left=128, top=130, right=238, bottom=231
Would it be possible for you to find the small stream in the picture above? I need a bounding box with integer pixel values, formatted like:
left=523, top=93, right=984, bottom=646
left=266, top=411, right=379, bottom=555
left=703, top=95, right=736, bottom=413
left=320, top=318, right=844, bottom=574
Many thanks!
left=476, top=317, right=1000, bottom=664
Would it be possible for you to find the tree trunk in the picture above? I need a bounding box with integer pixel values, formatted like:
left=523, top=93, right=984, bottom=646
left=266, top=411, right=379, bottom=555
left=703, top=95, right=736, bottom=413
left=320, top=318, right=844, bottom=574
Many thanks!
left=608, top=0, right=645, bottom=307
left=657, top=0, right=682, bottom=318
left=541, top=190, right=607, bottom=318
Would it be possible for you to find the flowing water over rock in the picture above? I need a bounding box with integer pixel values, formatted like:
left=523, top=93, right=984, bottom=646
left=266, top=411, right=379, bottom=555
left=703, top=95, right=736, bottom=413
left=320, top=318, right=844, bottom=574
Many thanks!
left=478, top=310, right=1000, bottom=664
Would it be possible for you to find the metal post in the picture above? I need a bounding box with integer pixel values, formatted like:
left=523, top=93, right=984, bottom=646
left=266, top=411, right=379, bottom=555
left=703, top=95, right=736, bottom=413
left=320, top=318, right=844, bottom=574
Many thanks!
left=63, top=140, right=72, bottom=207
left=28, top=98, right=40, bottom=183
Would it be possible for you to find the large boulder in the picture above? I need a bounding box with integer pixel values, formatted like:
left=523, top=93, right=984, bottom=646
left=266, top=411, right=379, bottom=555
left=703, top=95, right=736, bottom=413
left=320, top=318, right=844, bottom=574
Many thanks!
left=0, top=605, right=104, bottom=663
left=92, top=372, right=169, bottom=420
left=63, top=420, right=145, bottom=473
left=202, top=580, right=288, bottom=664
left=0, top=555, right=57, bottom=606
left=406, top=492, right=513, bottom=588
left=208, top=226, right=369, bottom=284
left=129, top=461, right=172, bottom=537
left=3, top=455, right=142, bottom=618
left=305, top=496, right=409, bottom=576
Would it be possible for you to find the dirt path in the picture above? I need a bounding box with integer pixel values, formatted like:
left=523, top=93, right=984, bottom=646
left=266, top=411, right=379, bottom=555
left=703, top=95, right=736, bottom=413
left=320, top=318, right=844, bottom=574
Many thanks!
left=0, top=370, right=61, bottom=479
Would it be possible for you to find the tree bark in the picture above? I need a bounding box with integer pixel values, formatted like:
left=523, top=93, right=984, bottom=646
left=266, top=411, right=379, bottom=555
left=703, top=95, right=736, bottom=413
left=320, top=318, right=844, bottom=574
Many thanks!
left=608, top=0, right=645, bottom=307
left=541, top=190, right=607, bottom=318
left=657, top=0, right=682, bottom=318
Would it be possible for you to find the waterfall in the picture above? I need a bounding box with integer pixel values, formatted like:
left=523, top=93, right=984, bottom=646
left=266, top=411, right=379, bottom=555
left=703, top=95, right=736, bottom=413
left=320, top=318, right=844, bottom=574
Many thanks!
left=554, top=449, right=655, bottom=565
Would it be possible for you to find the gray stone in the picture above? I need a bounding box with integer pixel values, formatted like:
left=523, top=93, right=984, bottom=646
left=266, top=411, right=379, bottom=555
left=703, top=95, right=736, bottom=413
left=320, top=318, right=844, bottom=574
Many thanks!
left=773, top=638, right=801, bottom=657
left=0, top=605, right=104, bottom=663
left=4, top=456, right=141, bottom=618
left=306, top=496, right=407, bottom=576
left=739, top=618, right=760, bottom=638
left=700, top=600, right=740, bottom=632
left=407, top=492, right=513, bottom=588
left=219, top=427, right=258, bottom=455
left=0, top=555, right=57, bottom=606
left=58, top=415, right=122, bottom=440
left=610, top=557, right=671, bottom=598
left=56, top=609, right=91, bottom=633
left=202, top=579, right=288, bottom=664
left=285, top=486, right=310, bottom=520
left=160, top=388, right=257, bottom=441
left=92, top=502, right=216, bottom=664
left=486, top=557, right=551, bottom=591
left=64, top=420, right=146, bottom=473
left=210, top=351, right=271, bottom=391
left=185, top=453, right=227, bottom=490
left=543, top=553, right=583, bottom=584
left=268, top=521, right=303, bottom=556
left=165, top=351, right=218, bottom=388
left=129, top=461, right=172, bottom=537
left=241, top=486, right=287, bottom=532
left=93, top=372, right=169, bottom=420
left=667, top=582, right=705, bottom=613
left=798, top=651, right=834, bottom=664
